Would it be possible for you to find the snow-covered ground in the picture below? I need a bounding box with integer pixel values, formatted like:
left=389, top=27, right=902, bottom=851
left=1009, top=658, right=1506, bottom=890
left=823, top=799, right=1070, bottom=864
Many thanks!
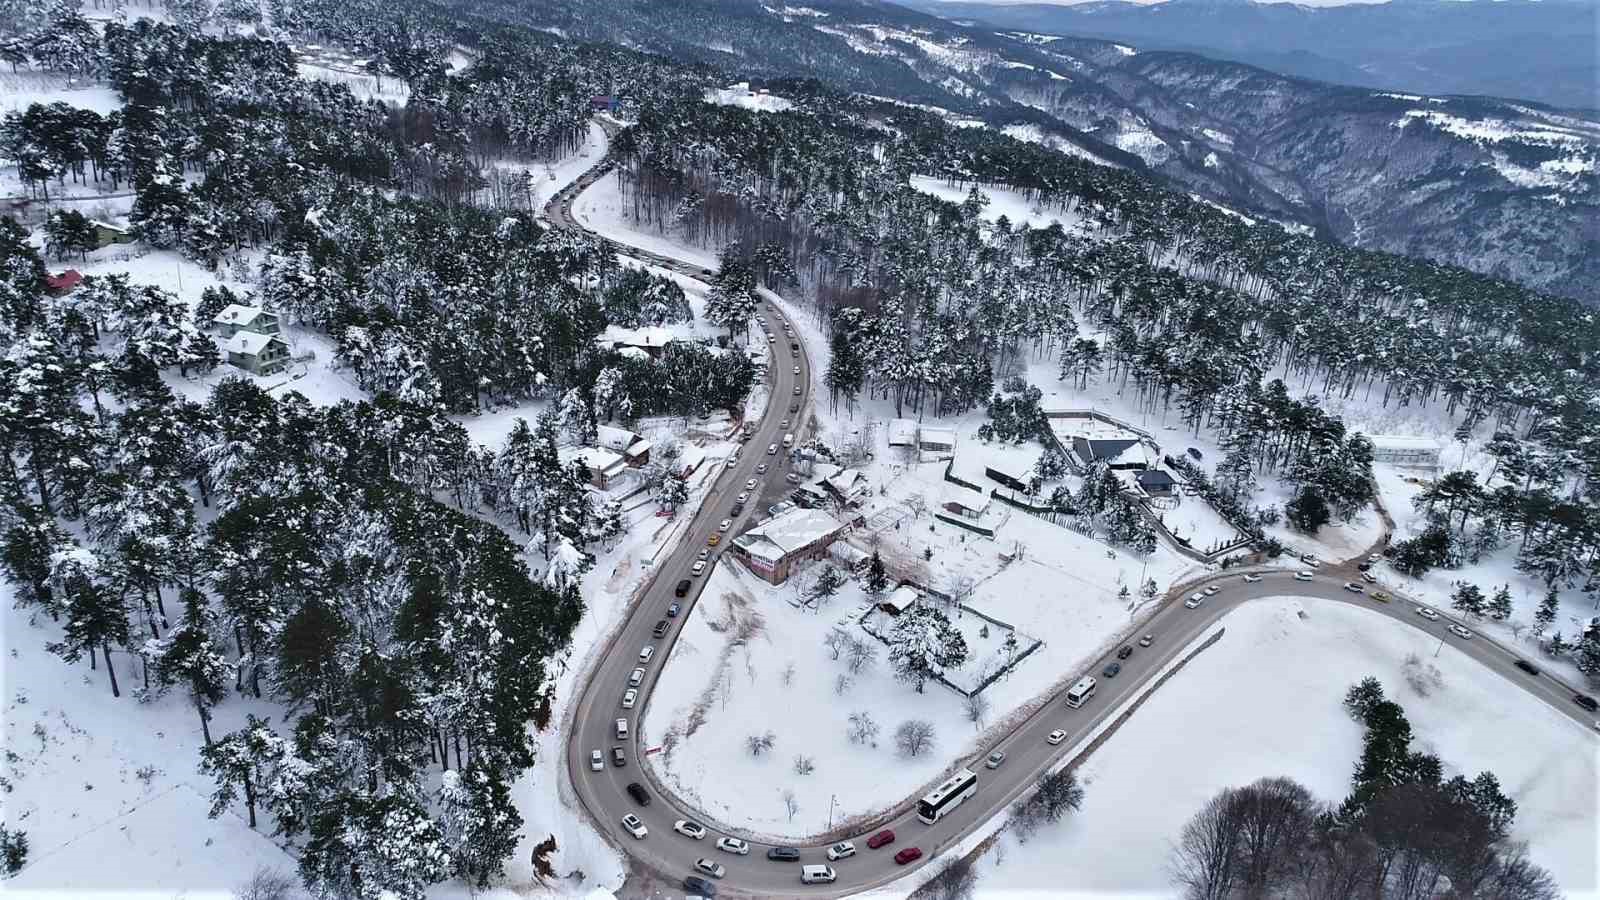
left=572, top=171, right=720, bottom=270
left=894, top=598, right=1599, bottom=897
left=704, top=85, right=796, bottom=114
left=485, top=121, right=609, bottom=216
left=0, top=71, right=121, bottom=115
left=296, top=61, right=411, bottom=103
left=908, top=175, right=1096, bottom=235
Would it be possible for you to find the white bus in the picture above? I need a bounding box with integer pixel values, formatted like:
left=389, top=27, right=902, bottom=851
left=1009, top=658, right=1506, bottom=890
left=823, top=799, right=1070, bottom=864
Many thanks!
left=917, top=768, right=978, bottom=824
left=1065, top=676, right=1097, bottom=709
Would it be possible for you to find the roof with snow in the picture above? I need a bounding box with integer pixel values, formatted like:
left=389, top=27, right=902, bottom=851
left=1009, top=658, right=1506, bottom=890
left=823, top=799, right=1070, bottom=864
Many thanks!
left=918, top=427, right=957, bottom=448
left=1073, top=436, right=1150, bottom=467
left=600, top=325, right=677, bottom=350
left=732, top=508, right=846, bottom=564
left=212, top=304, right=271, bottom=327
left=887, top=418, right=918, bottom=447
left=561, top=446, right=626, bottom=475
left=939, top=479, right=990, bottom=513
left=1137, top=469, right=1177, bottom=489
left=1366, top=435, right=1443, bottom=451
left=596, top=424, right=651, bottom=457
left=880, top=585, right=920, bottom=615
left=222, top=330, right=286, bottom=355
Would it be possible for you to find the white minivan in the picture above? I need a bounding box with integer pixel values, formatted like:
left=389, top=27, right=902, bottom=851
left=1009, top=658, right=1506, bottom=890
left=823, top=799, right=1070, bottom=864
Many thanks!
left=800, top=864, right=837, bottom=884
left=615, top=718, right=628, bottom=739
left=782, top=433, right=794, bottom=448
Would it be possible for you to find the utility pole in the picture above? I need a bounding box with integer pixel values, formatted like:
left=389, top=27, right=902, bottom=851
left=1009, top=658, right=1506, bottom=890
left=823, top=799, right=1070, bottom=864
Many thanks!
left=827, top=793, right=837, bottom=831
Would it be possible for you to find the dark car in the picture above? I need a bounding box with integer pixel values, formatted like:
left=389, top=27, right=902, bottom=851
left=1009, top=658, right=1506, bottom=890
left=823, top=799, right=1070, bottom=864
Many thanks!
left=667, top=601, right=681, bottom=618
left=683, top=874, right=718, bottom=897
left=675, top=580, right=691, bottom=598
left=626, top=782, right=651, bottom=806
left=652, top=619, right=670, bottom=638
left=1514, top=659, right=1541, bottom=676
left=790, top=341, right=799, bottom=350
left=894, top=847, right=923, bottom=865
left=789, top=402, right=800, bottom=412
left=767, top=846, right=801, bottom=862
left=611, top=745, right=626, bottom=767
left=866, top=829, right=896, bottom=849
left=1574, top=694, right=1599, bottom=712
left=1116, top=645, right=1133, bottom=660
left=1102, top=662, right=1122, bottom=678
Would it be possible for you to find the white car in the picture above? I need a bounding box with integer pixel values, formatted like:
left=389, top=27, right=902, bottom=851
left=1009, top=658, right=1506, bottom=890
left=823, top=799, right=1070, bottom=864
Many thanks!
left=1416, top=606, right=1440, bottom=621
left=1363, top=572, right=1378, bottom=583
left=692, top=560, right=707, bottom=575
left=673, top=819, right=708, bottom=840
left=726, top=457, right=739, bottom=468
left=1368, top=554, right=1382, bottom=564
left=767, top=335, right=775, bottom=343
left=716, top=836, right=750, bottom=855
left=718, top=519, right=731, bottom=532
left=756, top=463, right=768, bottom=474
left=985, top=750, right=1006, bottom=769
left=694, top=858, right=726, bottom=879
left=621, top=688, right=637, bottom=708
left=1242, top=573, right=1262, bottom=583
left=767, top=443, right=778, bottom=455
left=1185, top=593, right=1205, bottom=609
left=697, top=548, right=710, bottom=562
left=1301, top=555, right=1321, bottom=567
left=780, top=419, right=789, bottom=428
left=1294, top=571, right=1314, bottom=582
left=1046, top=729, right=1067, bottom=746
left=628, top=667, right=645, bottom=687
left=827, top=841, right=857, bottom=861
left=746, top=479, right=758, bottom=491
left=793, top=366, right=801, bottom=375
left=1344, top=582, right=1365, bottom=593
left=735, top=492, right=749, bottom=504
left=1203, top=585, right=1221, bottom=596
left=1448, top=624, right=1473, bottom=639
left=590, top=749, right=603, bottom=771
left=792, top=386, right=801, bottom=396
left=638, top=646, right=654, bottom=663
left=621, top=813, right=648, bottom=839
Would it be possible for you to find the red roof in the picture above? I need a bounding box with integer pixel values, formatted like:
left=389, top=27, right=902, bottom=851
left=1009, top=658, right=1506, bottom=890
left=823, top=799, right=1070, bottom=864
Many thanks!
left=45, top=270, right=83, bottom=293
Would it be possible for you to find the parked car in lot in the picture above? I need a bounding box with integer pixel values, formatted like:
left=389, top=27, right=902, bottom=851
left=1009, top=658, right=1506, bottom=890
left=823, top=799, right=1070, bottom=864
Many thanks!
left=866, top=829, right=896, bottom=849
left=1185, top=593, right=1205, bottom=609
left=716, top=837, right=749, bottom=855
left=626, top=782, right=650, bottom=806
left=1046, top=729, right=1067, bottom=745
left=621, top=814, right=647, bottom=839
left=1514, top=659, right=1540, bottom=676
left=985, top=751, right=1005, bottom=769
left=826, top=841, right=856, bottom=861
left=1415, top=606, right=1440, bottom=621
left=1117, top=645, right=1133, bottom=660
left=1242, top=573, right=1262, bottom=583
left=673, top=820, right=708, bottom=840
left=1448, top=624, right=1473, bottom=639
left=1139, top=633, right=1154, bottom=647
left=694, top=858, right=726, bottom=879
left=766, top=846, right=800, bottom=862
left=1102, top=662, right=1122, bottom=678
left=682, top=875, right=717, bottom=897
left=894, top=847, right=923, bottom=865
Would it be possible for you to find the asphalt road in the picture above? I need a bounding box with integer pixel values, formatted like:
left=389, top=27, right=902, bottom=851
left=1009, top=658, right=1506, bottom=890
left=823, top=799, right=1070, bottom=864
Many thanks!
left=544, top=123, right=1593, bottom=899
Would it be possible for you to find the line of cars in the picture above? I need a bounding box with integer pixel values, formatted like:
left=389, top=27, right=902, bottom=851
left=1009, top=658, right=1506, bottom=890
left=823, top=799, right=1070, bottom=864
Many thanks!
left=656, top=813, right=919, bottom=895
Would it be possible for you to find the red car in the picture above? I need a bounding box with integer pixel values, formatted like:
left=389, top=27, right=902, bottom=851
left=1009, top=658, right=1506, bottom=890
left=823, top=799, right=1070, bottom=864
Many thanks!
left=894, top=847, right=923, bottom=866
left=866, top=829, right=896, bottom=850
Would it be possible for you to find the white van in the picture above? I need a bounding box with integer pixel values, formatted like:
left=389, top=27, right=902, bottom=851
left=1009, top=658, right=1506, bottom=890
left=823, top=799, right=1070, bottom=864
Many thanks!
left=782, top=433, right=793, bottom=448
left=800, top=864, right=836, bottom=884
left=615, top=718, right=628, bottom=739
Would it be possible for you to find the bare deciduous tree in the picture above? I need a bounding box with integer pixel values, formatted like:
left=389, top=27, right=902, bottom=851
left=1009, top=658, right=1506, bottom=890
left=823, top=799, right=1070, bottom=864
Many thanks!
left=845, top=634, right=877, bottom=674
left=894, top=719, right=936, bottom=757
left=746, top=730, right=776, bottom=756
left=834, top=673, right=853, bottom=695
left=964, top=691, right=989, bottom=727
left=921, top=854, right=978, bottom=900
left=847, top=711, right=879, bottom=746
left=793, top=754, right=815, bottom=775
left=234, top=867, right=300, bottom=900
left=823, top=629, right=848, bottom=660
left=1170, top=786, right=1246, bottom=900
left=782, top=788, right=799, bottom=822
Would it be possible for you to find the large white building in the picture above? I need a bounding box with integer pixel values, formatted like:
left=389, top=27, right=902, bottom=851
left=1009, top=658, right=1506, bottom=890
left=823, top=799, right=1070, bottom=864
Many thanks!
left=1366, top=435, right=1443, bottom=469
left=729, top=508, right=848, bottom=584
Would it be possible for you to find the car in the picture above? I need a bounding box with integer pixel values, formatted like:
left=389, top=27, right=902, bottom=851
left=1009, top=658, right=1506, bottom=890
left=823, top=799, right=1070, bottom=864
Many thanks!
left=653, top=618, right=671, bottom=636
left=1514, top=659, right=1540, bottom=676
left=1573, top=694, right=1598, bottom=712
left=756, top=463, right=768, bottom=474
left=1102, top=662, right=1122, bottom=678
left=1046, top=729, right=1067, bottom=745
left=766, top=846, right=801, bottom=861
left=626, top=782, right=651, bottom=806
left=1416, top=606, right=1440, bottom=621
left=611, top=745, right=626, bottom=767
left=745, top=479, right=758, bottom=491
left=716, top=837, right=750, bottom=855
left=675, top=579, right=691, bottom=598
left=628, top=667, right=645, bottom=687
left=621, top=813, right=647, bottom=839
left=1294, top=571, right=1314, bottom=582
left=1117, top=645, right=1133, bottom=660
left=694, top=858, right=726, bottom=879
left=707, top=533, right=721, bottom=546
left=793, top=366, right=801, bottom=375
left=1368, top=553, right=1382, bottom=564
left=826, top=841, right=857, bottom=861
left=718, top=518, right=731, bottom=532
left=638, top=646, right=654, bottom=663
left=1344, top=582, right=1365, bottom=593
left=1139, top=633, right=1154, bottom=647
left=1242, top=573, right=1262, bottom=583
left=735, top=492, right=749, bottom=504
left=1203, top=585, right=1221, bottom=596
left=1363, top=572, right=1379, bottom=583
left=800, top=865, right=836, bottom=884
left=1441, top=623, right=1474, bottom=640
left=682, top=875, right=717, bottom=897
left=1357, top=562, right=1373, bottom=572
left=692, top=560, right=707, bottom=576
left=1185, top=593, right=1205, bottom=609
left=792, top=386, right=801, bottom=396
left=698, top=548, right=711, bottom=562
left=789, top=402, right=800, bottom=413
left=616, top=718, right=628, bottom=739
left=667, top=601, right=682, bottom=617
left=866, top=829, right=896, bottom=849
left=589, top=749, right=603, bottom=771
left=725, top=457, right=738, bottom=469
left=985, top=750, right=1005, bottom=769
left=785, top=473, right=801, bottom=484
left=673, top=820, right=708, bottom=840
left=621, top=688, right=637, bottom=708
left=1371, top=591, right=1391, bottom=603
left=767, top=443, right=778, bottom=455
left=894, top=847, right=924, bottom=866
left=1301, top=554, right=1321, bottom=567
left=790, top=342, right=799, bottom=350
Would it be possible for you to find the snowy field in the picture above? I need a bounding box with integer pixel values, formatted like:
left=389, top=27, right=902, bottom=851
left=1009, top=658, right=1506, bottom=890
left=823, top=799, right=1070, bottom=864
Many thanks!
left=908, top=175, right=1096, bottom=235
left=704, top=85, right=795, bottom=113
left=572, top=170, right=720, bottom=270
left=901, top=598, right=1599, bottom=898
left=0, top=71, right=122, bottom=115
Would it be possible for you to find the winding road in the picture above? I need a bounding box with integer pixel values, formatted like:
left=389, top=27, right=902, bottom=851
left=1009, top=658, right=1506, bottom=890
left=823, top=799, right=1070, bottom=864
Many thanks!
left=544, top=121, right=1593, bottom=899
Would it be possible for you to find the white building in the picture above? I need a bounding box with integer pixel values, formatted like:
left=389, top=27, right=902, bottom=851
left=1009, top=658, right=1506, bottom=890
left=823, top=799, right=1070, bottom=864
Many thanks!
left=1366, top=435, right=1443, bottom=469
left=729, top=508, right=848, bottom=584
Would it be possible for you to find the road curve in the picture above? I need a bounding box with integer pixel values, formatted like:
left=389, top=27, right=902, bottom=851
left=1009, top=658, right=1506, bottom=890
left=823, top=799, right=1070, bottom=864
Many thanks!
left=544, top=123, right=1591, bottom=899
